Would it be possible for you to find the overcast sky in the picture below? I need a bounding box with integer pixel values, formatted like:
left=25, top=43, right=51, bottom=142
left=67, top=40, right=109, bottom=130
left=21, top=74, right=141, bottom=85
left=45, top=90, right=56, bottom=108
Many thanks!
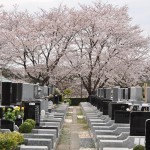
left=0, top=0, right=150, bottom=36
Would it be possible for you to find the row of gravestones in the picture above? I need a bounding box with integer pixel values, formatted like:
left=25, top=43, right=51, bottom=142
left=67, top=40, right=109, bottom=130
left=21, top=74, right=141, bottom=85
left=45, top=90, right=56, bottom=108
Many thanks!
left=0, top=100, right=69, bottom=150
left=96, top=86, right=150, bottom=102
left=83, top=96, right=150, bottom=149
left=80, top=102, right=150, bottom=150
left=1, top=82, right=61, bottom=106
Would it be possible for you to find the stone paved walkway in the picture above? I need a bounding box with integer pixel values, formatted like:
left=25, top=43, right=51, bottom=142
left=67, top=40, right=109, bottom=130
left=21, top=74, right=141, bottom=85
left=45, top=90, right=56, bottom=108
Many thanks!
left=56, top=106, right=96, bottom=150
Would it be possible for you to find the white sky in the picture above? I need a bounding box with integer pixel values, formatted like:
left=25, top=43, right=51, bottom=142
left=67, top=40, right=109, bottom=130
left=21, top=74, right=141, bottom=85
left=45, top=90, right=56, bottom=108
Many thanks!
left=0, top=0, right=150, bottom=36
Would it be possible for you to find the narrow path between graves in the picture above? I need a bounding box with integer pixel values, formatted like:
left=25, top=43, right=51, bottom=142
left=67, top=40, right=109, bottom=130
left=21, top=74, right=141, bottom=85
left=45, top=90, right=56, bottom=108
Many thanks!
left=56, top=106, right=96, bottom=150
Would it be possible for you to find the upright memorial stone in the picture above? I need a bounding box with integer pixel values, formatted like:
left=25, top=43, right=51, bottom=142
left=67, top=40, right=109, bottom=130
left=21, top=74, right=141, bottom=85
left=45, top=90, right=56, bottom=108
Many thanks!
left=11, top=83, right=18, bottom=104
left=53, top=95, right=59, bottom=104
left=98, top=88, right=101, bottom=97
left=103, top=88, right=106, bottom=98
left=121, top=88, right=125, bottom=99
left=114, top=110, right=130, bottom=123
left=106, top=88, right=111, bottom=99
left=109, top=103, right=129, bottom=120
left=130, top=87, right=142, bottom=101
left=43, top=86, right=48, bottom=97
left=146, top=87, right=150, bottom=103
left=135, top=87, right=142, bottom=101
left=146, top=119, right=150, bottom=150
left=100, top=88, right=104, bottom=98
left=96, top=89, right=99, bottom=97
left=128, top=88, right=131, bottom=99
left=22, top=83, right=34, bottom=100
left=2, top=82, right=12, bottom=106
left=125, top=88, right=128, bottom=99
left=113, top=87, right=120, bottom=101
left=102, top=100, right=112, bottom=115
left=130, top=112, right=150, bottom=136
left=23, top=101, right=41, bottom=126
left=130, top=87, right=136, bottom=100
left=17, top=83, right=23, bottom=102
left=48, top=85, right=54, bottom=95
left=0, top=107, right=4, bottom=119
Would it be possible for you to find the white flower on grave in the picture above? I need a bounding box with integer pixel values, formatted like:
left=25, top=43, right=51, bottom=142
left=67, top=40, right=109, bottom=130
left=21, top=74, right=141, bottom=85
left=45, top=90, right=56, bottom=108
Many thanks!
left=17, top=115, right=21, bottom=118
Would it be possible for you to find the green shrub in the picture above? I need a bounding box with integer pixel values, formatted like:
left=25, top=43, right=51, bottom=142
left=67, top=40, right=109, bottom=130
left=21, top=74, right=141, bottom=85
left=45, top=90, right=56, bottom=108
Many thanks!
left=0, top=132, right=24, bottom=150
left=70, top=98, right=88, bottom=106
left=19, top=122, right=33, bottom=133
left=11, top=131, right=24, bottom=145
left=4, top=108, right=16, bottom=121
left=133, top=145, right=145, bottom=150
left=25, top=119, right=36, bottom=128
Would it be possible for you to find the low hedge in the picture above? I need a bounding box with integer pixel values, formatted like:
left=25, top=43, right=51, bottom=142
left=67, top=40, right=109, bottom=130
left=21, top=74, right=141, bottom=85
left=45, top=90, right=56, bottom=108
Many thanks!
left=70, top=98, right=87, bottom=106
left=133, top=145, right=145, bottom=150
left=19, top=122, right=33, bottom=133
left=0, top=132, right=24, bottom=150
left=25, top=119, right=36, bottom=128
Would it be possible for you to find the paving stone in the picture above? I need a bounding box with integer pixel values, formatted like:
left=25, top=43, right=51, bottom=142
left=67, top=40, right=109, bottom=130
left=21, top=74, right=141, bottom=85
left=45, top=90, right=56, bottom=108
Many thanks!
left=80, top=138, right=95, bottom=148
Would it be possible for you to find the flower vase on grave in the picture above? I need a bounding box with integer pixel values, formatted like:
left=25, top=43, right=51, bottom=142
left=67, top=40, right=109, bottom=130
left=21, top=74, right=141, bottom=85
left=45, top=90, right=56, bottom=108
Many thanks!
left=15, top=118, right=23, bottom=127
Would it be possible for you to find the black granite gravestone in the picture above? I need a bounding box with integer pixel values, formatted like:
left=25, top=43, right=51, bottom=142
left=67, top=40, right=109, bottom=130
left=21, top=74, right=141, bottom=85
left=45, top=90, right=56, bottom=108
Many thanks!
left=2, top=82, right=12, bottom=106
left=1, top=119, right=14, bottom=131
left=104, top=89, right=106, bottom=98
left=97, top=97, right=102, bottom=110
left=114, top=110, right=130, bottom=123
left=102, top=100, right=112, bottom=115
left=146, top=119, right=150, bottom=150
left=130, top=112, right=150, bottom=136
left=17, top=83, right=22, bottom=102
left=122, top=89, right=125, bottom=99
left=12, top=83, right=18, bottom=104
left=108, top=103, right=129, bottom=120
left=53, top=95, right=59, bottom=104
left=0, top=107, right=3, bottom=119
left=128, top=88, right=131, bottom=99
left=23, top=101, right=41, bottom=126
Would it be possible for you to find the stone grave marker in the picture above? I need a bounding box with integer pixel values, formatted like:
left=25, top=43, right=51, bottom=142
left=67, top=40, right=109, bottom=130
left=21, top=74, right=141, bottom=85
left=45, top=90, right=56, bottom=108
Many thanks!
left=146, top=119, right=150, bottom=150
left=23, top=101, right=41, bottom=126
left=113, top=87, right=121, bottom=101
left=130, top=112, right=150, bottom=136
left=102, top=100, right=112, bottom=115
left=130, top=87, right=136, bottom=100
left=11, top=83, right=18, bottom=104
left=108, top=103, right=129, bottom=120
left=100, top=88, right=104, bottom=98
left=2, top=82, right=12, bottom=106
left=114, top=110, right=130, bottom=123
left=106, top=88, right=111, bottom=99
left=146, top=87, right=150, bottom=103
left=128, top=88, right=131, bottom=99
left=135, top=87, right=142, bottom=101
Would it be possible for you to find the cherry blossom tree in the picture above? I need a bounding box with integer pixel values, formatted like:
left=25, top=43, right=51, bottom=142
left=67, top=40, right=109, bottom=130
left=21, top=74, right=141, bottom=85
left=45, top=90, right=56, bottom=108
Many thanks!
left=0, top=2, right=149, bottom=96
left=65, top=2, right=149, bottom=95
left=1, top=6, right=79, bottom=85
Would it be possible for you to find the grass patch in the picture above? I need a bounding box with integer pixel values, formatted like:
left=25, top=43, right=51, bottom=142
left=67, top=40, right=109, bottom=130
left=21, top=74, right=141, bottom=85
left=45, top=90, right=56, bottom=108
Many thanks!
left=82, top=124, right=89, bottom=130
left=59, top=128, right=71, bottom=144
left=66, top=112, right=72, bottom=120
left=77, top=117, right=87, bottom=124
left=77, top=108, right=83, bottom=116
